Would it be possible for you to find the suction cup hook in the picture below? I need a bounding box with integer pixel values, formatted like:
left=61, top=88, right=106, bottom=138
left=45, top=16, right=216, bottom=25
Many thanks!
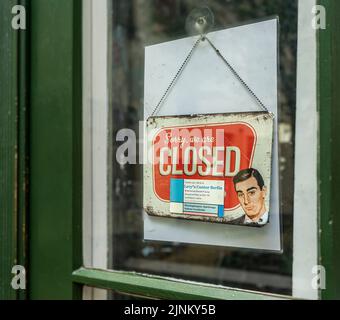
left=185, top=6, right=215, bottom=36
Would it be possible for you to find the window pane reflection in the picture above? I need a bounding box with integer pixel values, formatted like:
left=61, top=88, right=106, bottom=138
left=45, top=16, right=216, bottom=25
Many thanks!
left=108, top=0, right=297, bottom=295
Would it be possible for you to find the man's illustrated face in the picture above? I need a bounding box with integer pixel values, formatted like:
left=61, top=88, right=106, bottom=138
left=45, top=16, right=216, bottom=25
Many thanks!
left=235, top=176, right=266, bottom=219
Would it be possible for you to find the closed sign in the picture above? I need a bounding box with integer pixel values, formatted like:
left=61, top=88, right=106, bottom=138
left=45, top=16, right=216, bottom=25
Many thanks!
left=144, top=112, right=274, bottom=227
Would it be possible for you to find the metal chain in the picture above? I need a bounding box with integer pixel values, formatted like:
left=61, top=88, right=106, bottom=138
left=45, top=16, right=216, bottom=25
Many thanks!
left=204, top=36, right=269, bottom=113
left=150, top=35, right=204, bottom=117
left=151, top=34, right=269, bottom=117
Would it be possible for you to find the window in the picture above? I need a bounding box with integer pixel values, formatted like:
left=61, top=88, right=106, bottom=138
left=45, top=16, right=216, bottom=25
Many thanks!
left=24, top=0, right=340, bottom=300
left=81, top=0, right=319, bottom=299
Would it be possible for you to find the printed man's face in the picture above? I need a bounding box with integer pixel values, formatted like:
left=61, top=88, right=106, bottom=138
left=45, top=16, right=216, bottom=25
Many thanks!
left=235, top=176, right=267, bottom=219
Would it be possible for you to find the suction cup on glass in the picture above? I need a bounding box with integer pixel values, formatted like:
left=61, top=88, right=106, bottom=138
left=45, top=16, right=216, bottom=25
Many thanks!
left=185, top=6, right=215, bottom=36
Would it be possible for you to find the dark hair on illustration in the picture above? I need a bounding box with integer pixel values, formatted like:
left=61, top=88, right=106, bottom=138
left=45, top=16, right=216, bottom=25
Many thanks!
left=233, top=168, right=265, bottom=190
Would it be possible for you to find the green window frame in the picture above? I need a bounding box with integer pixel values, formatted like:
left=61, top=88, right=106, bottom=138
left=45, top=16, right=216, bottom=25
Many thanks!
left=0, top=0, right=28, bottom=300
left=1, top=0, right=339, bottom=300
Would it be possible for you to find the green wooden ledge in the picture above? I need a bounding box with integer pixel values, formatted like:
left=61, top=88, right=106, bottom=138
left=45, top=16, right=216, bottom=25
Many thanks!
left=72, top=268, right=289, bottom=300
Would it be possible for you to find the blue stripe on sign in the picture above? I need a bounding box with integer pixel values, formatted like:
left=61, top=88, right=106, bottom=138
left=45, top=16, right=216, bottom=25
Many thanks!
left=170, top=178, right=184, bottom=202
left=218, top=205, right=224, bottom=218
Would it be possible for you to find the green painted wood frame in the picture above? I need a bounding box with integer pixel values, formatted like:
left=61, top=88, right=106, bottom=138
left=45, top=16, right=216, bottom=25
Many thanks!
left=28, top=0, right=82, bottom=299
left=318, top=0, right=340, bottom=300
left=18, top=0, right=340, bottom=299
left=0, top=0, right=28, bottom=300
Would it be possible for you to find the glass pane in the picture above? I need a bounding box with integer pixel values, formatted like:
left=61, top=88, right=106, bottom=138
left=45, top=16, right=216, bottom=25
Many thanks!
left=84, top=0, right=319, bottom=300
left=107, top=0, right=297, bottom=296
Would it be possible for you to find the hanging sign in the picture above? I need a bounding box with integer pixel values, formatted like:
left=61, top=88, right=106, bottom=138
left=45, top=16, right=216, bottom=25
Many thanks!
left=144, top=111, right=274, bottom=227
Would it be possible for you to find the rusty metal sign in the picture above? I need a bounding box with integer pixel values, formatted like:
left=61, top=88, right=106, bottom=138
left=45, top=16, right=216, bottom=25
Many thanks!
left=144, top=112, right=274, bottom=227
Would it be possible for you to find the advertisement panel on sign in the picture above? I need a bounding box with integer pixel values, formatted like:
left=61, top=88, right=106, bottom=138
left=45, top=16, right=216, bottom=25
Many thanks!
left=144, top=112, right=274, bottom=227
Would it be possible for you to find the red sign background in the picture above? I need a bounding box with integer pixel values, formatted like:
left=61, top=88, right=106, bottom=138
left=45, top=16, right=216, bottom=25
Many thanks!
left=152, top=122, right=257, bottom=211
